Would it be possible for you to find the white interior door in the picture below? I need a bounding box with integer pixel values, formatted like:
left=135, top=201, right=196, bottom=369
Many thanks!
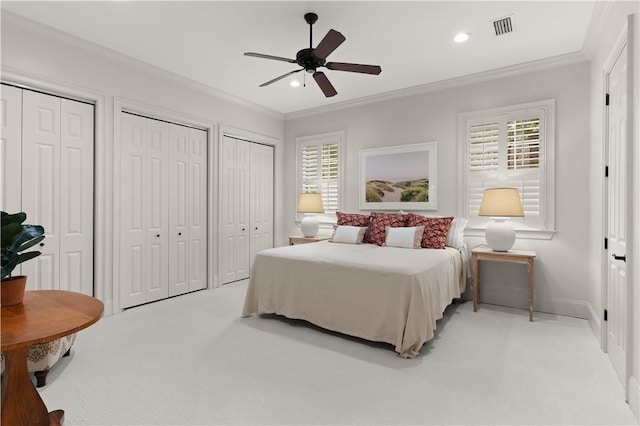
left=0, top=84, right=22, bottom=213
left=120, top=113, right=147, bottom=308
left=187, top=127, right=207, bottom=292
left=59, top=98, right=94, bottom=294
left=169, top=124, right=190, bottom=296
left=21, top=90, right=61, bottom=291
left=235, top=140, right=251, bottom=281
left=605, top=43, right=628, bottom=383
left=221, top=136, right=238, bottom=283
left=249, top=143, right=274, bottom=269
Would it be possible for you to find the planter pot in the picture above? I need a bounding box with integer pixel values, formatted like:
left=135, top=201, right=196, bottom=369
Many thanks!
left=1, top=275, right=27, bottom=306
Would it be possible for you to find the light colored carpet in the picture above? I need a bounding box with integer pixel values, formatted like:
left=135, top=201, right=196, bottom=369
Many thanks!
left=38, top=280, right=638, bottom=425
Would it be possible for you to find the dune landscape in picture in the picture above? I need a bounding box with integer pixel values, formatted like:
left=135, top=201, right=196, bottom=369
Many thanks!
left=365, top=150, right=429, bottom=203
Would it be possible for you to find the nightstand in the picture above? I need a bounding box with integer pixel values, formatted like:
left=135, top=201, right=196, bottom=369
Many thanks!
left=472, top=247, right=537, bottom=321
left=289, top=236, right=331, bottom=245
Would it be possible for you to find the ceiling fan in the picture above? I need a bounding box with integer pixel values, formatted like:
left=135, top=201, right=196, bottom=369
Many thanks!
left=244, top=12, right=382, bottom=97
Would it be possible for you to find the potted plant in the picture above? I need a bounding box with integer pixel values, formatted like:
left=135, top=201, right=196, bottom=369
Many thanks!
left=1, top=211, right=45, bottom=306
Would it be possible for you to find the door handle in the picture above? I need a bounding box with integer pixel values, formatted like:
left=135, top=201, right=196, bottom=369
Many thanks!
left=612, top=253, right=626, bottom=262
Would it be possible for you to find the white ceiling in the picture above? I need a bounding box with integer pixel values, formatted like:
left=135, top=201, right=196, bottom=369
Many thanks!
left=2, top=1, right=595, bottom=115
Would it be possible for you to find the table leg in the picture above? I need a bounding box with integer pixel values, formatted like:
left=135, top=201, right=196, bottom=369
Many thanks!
left=1, top=347, right=52, bottom=425
left=528, top=259, right=534, bottom=322
left=473, top=255, right=479, bottom=312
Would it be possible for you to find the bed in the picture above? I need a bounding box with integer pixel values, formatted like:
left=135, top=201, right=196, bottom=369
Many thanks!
left=242, top=240, right=469, bottom=358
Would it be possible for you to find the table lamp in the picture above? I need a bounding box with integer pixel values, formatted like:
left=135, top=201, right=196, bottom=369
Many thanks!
left=478, top=187, right=524, bottom=252
left=297, top=193, right=325, bottom=237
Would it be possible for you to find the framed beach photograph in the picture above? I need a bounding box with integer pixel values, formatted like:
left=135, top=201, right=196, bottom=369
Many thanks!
left=359, top=142, right=437, bottom=210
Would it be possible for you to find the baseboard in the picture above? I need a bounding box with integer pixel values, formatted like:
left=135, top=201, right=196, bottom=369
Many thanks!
left=629, top=375, right=640, bottom=421
left=481, top=285, right=590, bottom=319
left=586, top=302, right=602, bottom=346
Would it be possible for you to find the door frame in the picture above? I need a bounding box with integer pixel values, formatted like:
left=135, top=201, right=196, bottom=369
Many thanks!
left=1, top=70, right=105, bottom=304
left=112, top=97, right=216, bottom=313
left=601, top=17, right=636, bottom=405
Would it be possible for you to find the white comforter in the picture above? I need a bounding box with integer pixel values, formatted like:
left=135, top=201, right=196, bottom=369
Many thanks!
left=242, top=241, right=468, bottom=358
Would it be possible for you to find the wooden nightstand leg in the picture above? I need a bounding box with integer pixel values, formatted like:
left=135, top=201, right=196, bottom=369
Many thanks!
left=528, top=259, right=534, bottom=321
left=473, top=255, right=479, bottom=312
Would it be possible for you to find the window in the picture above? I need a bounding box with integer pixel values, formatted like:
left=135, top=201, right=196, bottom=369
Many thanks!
left=296, top=131, right=345, bottom=223
left=459, top=100, right=555, bottom=238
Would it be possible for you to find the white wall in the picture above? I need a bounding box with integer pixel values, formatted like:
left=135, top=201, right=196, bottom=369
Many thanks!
left=284, top=60, right=591, bottom=319
left=584, top=0, right=640, bottom=417
left=1, top=13, right=284, bottom=314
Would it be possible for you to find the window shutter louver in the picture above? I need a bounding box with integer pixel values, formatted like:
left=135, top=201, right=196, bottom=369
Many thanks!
left=298, top=136, right=342, bottom=216
left=464, top=108, right=547, bottom=231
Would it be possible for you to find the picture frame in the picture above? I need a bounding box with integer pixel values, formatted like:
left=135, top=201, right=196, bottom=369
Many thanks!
left=359, top=142, right=437, bottom=210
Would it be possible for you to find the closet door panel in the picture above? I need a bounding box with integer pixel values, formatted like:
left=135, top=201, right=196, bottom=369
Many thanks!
left=59, top=99, right=94, bottom=294
left=120, top=113, right=146, bottom=308
left=220, top=136, right=238, bottom=283
left=21, top=91, right=60, bottom=290
left=189, top=128, right=207, bottom=291
left=0, top=84, right=22, bottom=213
left=235, top=140, right=251, bottom=280
left=169, top=124, right=189, bottom=296
left=144, top=119, right=169, bottom=303
left=249, top=143, right=274, bottom=268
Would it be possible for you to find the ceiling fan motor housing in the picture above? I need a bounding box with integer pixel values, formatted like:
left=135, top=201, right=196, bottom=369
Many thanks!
left=297, top=48, right=325, bottom=73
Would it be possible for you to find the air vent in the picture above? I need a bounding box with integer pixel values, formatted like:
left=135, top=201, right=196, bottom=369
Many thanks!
left=492, top=15, right=514, bottom=36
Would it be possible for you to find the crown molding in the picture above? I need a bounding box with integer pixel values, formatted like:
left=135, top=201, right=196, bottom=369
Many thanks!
left=1, top=11, right=284, bottom=120
left=284, top=51, right=588, bottom=121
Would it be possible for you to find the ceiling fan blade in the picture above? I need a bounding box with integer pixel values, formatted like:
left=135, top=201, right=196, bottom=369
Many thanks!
left=313, top=29, right=346, bottom=60
left=259, top=69, right=304, bottom=87
left=244, top=52, right=297, bottom=64
left=326, top=62, right=382, bottom=75
left=313, top=72, right=337, bottom=97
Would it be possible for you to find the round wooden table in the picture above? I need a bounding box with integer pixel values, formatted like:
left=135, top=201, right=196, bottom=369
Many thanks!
left=1, top=290, right=104, bottom=425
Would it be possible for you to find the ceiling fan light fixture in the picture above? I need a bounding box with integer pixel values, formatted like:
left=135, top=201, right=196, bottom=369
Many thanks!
left=290, top=80, right=301, bottom=87
left=454, top=32, right=470, bottom=43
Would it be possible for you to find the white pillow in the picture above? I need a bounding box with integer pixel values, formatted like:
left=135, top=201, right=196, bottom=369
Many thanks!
left=330, top=225, right=368, bottom=244
left=384, top=226, right=424, bottom=249
left=446, top=218, right=467, bottom=249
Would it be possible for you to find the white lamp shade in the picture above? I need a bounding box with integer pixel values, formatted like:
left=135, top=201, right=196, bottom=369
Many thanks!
left=478, top=188, right=524, bottom=217
left=297, top=193, right=325, bottom=213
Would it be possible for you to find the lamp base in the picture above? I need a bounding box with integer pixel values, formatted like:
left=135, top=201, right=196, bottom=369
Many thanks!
left=485, top=219, right=516, bottom=252
left=300, top=214, right=319, bottom=237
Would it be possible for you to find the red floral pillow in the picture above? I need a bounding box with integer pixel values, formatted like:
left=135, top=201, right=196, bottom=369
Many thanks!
left=406, top=214, right=454, bottom=249
left=336, top=212, right=371, bottom=227
left=367, top=212, right=408, bottom=246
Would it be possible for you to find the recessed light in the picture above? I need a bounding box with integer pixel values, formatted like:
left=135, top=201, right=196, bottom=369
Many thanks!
left=290, top=80, right=300, bottom=87
left=454, top=32, right=470, bottom=43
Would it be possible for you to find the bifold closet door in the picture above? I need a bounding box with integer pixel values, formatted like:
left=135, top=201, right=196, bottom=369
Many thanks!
left=249, top=143, right=274, bottom=268
left=168, top=125, right=207, bottom=297
left=220, top=136, right=251, bottom=283
left=120, top=113, right=169, bottom=308
left=0, top=85, right=22, bottom=212
left=20, top=90, right=94, bottom=294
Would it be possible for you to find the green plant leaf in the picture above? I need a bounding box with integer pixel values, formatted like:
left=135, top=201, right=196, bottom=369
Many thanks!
left=1, top=223, right=22, bottom=247
left=1, top=212, right=26, bottom=227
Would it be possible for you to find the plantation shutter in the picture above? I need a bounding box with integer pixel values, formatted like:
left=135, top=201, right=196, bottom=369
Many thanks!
left=465, top=109, right=545, bottom=230
left=297, top=132, right=343, bottom=219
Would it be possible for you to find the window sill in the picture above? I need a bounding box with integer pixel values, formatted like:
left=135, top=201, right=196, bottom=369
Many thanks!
left=464, top=227, right=555, bottom=240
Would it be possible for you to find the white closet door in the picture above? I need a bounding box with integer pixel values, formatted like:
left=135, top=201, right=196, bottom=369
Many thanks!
left=59, top=99, right=94, bottom=294
left=0, top=85, right=22, bottom=213
left=143, top=119, right=169, bottom=303
left=120, top=113, right=147, bottom=308
left=249, top=143, right=274, bottom=269
left=21, top=91, right=61, bottom=291
left=169, top=124, right=190, bottom=296
left=235, top=140, right=251, bottom=281
left=221, top=136, right=238, bottom=283
left=187, top=128, right=207, bottom=292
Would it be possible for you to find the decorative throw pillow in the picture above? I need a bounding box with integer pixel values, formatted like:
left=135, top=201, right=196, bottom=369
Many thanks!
left=336, top=212, right=371, bottom=227
left=406, top=214, right=454, bottom=249
left=367, top=212, right=408, bottom=246
left=330, top=225, right=368, bottom=244
left=384, top=226, right=424, bottom=249
left=446, top=218, right=467, bottom=249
